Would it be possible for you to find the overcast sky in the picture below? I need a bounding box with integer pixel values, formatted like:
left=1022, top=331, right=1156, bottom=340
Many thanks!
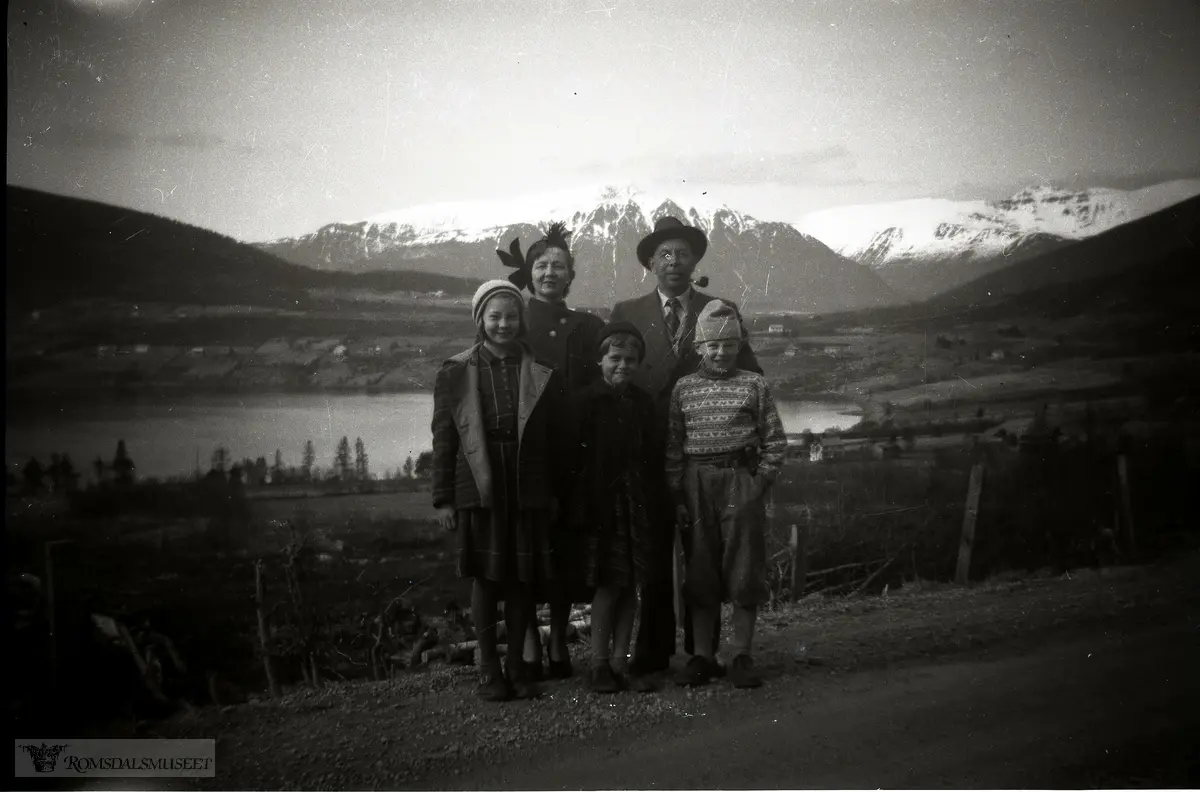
left=7, top=0, right=1200, bottom=242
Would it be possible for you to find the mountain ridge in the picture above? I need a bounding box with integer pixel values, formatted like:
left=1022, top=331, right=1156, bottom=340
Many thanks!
left=931, top=193, right=1200, bottom=311
left=795, top=179, right=1200, bottom=300
left=258, top=185, right=896, bottom=313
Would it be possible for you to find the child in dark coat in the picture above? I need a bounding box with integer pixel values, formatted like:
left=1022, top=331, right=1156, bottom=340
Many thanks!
left=431, top=279, right=568, bottom=702
left=570, top=322, right=664, bottom=694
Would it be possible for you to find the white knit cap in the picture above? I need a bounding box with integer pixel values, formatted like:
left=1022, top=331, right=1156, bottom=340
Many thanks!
left=471, top=279, right=525, bottom=324
left=694, top=299, right=743, bottom=343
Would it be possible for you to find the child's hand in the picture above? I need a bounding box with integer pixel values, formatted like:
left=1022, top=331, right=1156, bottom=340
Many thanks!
left=435, top=506, right=456, bottom=532
left=674, top=505, right=691, bottom=534
left=752, top=476, right=774, bottom=502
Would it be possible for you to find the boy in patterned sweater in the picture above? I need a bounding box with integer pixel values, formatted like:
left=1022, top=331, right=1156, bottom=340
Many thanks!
left=665, top=299, right=788, bottom=689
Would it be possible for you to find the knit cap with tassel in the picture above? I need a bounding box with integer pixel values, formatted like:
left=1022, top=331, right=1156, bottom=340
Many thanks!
left=693, top=299, right=744, bottom=344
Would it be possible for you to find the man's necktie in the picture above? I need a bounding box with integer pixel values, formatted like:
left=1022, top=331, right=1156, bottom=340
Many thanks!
left=665, top=297, right=681, bottom=340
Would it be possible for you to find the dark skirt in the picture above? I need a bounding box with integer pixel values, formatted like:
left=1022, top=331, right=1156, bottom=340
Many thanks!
left=581, top=476, right=650, bottom=590
left=456, top=439, right=556, bottom=589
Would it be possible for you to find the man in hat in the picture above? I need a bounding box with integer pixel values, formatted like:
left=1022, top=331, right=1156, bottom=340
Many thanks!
left=609, top=216, right=761, bottom=677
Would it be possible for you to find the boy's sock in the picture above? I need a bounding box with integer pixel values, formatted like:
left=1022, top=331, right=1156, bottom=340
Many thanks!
left=731, top=605, right=757, bottom=657
left=691, top=604, right=718, bottom=660
left=590, top=585, right=617, bottom=668
left=522, top=608, right=542, bottom=665
left=549, top=593, right=571, bottom=663
left=610, top=587, right=636, bottom=673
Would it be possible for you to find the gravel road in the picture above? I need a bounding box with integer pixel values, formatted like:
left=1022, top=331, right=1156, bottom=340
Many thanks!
left=82, top=551, right=1198, bottom=790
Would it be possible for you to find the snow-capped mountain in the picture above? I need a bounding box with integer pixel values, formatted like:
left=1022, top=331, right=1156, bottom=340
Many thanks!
left=796, top=179, right=1200, bottom=300
left=259, top=185, right=896, bottom=313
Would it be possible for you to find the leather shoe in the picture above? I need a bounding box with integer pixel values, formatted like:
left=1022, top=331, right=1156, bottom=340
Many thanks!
left=673, top=656, right=714, bottom=687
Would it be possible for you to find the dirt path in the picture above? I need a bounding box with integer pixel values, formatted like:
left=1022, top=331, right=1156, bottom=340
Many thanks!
left=124, top=553, right=1198, bottom=790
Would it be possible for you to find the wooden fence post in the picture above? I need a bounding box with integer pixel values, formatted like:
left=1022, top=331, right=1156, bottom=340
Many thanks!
left=955, top=464, right=985, bottom=585
left=44, top=539, right=80, bottom=684
left=671, top=532, right=685, bottom=635
left=253, top=559, right=280, bottom=699
left=44, top=541, right=61, bottom=681
left=1117, top=455, right=1136, bottom=557
left=790, top=521, right=808, bottom=598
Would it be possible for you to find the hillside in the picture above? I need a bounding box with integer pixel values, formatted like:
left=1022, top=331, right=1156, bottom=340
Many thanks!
left=797, top=179, right=1200, bottom=302
left=856, top=231, right=1069, bottom=300
left=4, top=186, right=478, bottom=314
left=931, top=194, right=1200, bottom=312
left=6, top=186, right=315, bottom=312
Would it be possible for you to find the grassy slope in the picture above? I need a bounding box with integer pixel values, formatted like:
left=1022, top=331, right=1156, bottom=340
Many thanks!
left=5, top=186, right=479, bottom=315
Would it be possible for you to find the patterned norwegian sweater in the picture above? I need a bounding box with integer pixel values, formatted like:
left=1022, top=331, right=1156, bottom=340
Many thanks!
left=665, top=367, right=788, bottom=494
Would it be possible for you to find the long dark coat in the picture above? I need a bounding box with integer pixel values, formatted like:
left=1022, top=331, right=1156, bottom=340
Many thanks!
left=568, top=380, right=665, bottom=587
left=430, top=342, right=568, bottom=513
left=523, top=297, right=606, bottom=394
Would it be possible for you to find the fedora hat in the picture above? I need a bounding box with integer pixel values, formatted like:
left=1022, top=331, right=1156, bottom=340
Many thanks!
left=636, top=216, right=708, bottom=269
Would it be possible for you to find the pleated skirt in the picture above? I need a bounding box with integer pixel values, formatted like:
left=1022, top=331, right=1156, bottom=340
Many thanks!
left=455, top=439, right=556, bottom=589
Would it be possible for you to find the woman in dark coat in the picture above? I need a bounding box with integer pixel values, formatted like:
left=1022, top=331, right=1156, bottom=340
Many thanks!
left=497, top=222, right=605, bottom=680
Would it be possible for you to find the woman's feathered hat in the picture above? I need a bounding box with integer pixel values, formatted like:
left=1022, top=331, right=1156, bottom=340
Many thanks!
left=496, top=221, right=574, bottom=293
left=495, top=237, right=529, bottom=290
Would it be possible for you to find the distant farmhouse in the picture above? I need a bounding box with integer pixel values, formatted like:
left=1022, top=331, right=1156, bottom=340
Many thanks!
left=295, top=337, right=344, bottom=353
left=346, top=340, right=386, bottom=357
left=254, top=338, right=291, bottom=356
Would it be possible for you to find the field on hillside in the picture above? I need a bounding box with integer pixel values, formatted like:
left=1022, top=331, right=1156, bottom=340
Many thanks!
left=7, top=490, right=467, bottom=735
left=9, top=267, right=1196, bottom=416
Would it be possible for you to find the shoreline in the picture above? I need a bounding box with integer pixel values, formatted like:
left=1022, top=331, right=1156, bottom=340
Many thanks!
left=5, top=381, right=868, bottom=410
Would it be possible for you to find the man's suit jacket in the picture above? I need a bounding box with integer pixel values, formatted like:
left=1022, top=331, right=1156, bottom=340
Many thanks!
left=609, top=288, right=762, bottom=416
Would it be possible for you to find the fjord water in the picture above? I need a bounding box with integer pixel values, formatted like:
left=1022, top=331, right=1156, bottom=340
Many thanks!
left=6, top=393, right=860, bottom=481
